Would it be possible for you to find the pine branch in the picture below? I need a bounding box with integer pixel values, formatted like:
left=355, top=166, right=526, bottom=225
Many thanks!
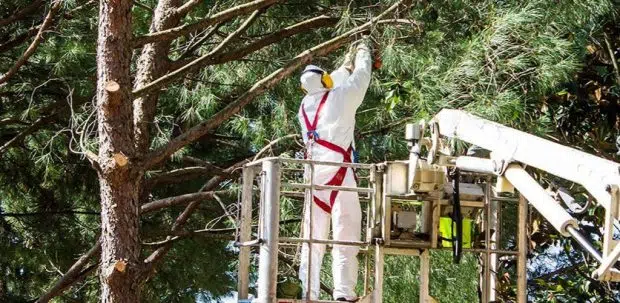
left=603, top=32, right=620, bottom=86
left=0, top=2, right=93, bottom=54
left=142, top=1, right=404, bottom=169
left=133, top=0, right=154, bottom=12
left=140, top=190, right=224, bottom=213
left=133, top=8, right=263, bottom=98
left=0, top=114, right=58, bottom=155
left=143, top=218, right=301, bottom=246
left=0, top=0, right=45, bottom=28
left=253, top=134, right=300, bottom=161
left=0, top=93, right=91, bottom=156
left=146, top=166, right=215, bottom=187
left=132, top=0, right=280, bottom=47
left=140, top=158, right=248, bottom=280
left=0, top=0, right=63, bottom=86
left=176, top=0, right=203, bottom=16
left=178, top=23, right=222, bottom=59
left=168, top=14, right=339, bottom=71
left=35, top=238, right=102, bottom=303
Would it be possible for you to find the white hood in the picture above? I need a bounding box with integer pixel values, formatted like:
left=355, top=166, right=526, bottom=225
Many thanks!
left=300, top=65, right=328, bottom=95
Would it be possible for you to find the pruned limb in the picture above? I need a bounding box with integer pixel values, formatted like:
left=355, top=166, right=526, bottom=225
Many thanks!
left=133, top=8, right=263, bottom=98
left=133, top=0, right=280, bottom=47
left=35, top=238, right=102, bottom=303
left=0, top=0, right=63, bottom=86
left=0, top=0, right=45, bottom=27
left=142, top=1, right=404, bottom=169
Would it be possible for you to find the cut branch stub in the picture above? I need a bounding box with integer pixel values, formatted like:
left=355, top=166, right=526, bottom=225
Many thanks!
left=105, top=80, right=120, bottom=92
left=113, top=152, right=128, bottom=167
left=114, top=260, right=127, bottom=273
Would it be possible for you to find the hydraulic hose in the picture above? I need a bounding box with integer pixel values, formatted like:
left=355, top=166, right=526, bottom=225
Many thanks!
left=451, top=168, right=462, bottom=264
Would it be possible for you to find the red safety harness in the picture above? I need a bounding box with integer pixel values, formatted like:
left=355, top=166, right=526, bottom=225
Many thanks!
left=301, top=91, right=355, bottom=214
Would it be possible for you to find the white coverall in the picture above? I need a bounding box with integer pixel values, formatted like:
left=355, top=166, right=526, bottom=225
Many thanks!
left=297, top=44, right=372, bottom=301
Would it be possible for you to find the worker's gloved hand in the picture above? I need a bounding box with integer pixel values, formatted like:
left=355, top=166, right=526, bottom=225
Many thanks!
left=357, top=35, right=372, bottom=52
left=343, top=45, right=356, bottom=73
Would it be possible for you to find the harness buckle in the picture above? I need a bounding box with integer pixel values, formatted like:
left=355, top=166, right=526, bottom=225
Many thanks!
left=307, top=130, right=320, bottom=140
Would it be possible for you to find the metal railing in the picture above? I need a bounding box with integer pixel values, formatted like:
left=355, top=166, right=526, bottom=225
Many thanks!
left=237, top=157, right=378, bottom=302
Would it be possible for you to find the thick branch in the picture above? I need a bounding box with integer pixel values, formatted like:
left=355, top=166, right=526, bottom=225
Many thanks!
left=0, top=0, right=62, bottom=86
left=142, top=1, right=404, bottom=169
left=133, top=0, right=280, bottom=47
left=0, top=0, right=45, bottom=27
left=133, top=8, right=263, bottom=98
left=140, top=190, right=223, bottom=213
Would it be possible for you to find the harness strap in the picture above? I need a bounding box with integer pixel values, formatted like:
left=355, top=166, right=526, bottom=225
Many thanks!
left=301, top=91, right=329, bottom=140
left=301, top=91, right=358, bottom=214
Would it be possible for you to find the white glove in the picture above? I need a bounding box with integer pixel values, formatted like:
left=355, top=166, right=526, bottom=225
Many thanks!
left=343, top=45, right=356, bottom=72
left=356, top=35, right=371, bottom=52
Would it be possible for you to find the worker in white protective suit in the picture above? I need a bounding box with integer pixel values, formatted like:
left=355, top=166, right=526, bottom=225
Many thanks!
left=297, top=40, right=372, bottom=302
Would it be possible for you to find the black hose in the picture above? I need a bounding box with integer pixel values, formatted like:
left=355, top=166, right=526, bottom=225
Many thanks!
left=451, top=167, right=462, bottom=264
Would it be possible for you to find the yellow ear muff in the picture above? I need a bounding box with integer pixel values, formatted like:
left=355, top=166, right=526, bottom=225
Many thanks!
left=321, top=72, right=333, bottom=89
left=302, top=69, right=333, bottom=90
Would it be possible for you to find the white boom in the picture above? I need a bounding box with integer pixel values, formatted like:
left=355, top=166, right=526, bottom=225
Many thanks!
left=430, top=109, right=620, bottom=281
left=433, top=109, right=620, bottom=211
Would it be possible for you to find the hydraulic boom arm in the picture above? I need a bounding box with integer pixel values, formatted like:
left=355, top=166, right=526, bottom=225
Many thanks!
left=423, top=109, right=620, bottom=281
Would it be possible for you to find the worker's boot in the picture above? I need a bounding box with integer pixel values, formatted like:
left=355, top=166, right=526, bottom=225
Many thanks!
left=336, top=297, right=358, bottom=302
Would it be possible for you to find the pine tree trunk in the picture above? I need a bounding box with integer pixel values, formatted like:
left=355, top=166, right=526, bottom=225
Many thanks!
left=96, top=1, right=140, bottom=302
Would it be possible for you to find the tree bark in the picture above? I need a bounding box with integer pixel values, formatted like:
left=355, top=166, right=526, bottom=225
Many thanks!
left=96, top=0, right=139, bottom=302
left=133, top=0, right=183, bottom=156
